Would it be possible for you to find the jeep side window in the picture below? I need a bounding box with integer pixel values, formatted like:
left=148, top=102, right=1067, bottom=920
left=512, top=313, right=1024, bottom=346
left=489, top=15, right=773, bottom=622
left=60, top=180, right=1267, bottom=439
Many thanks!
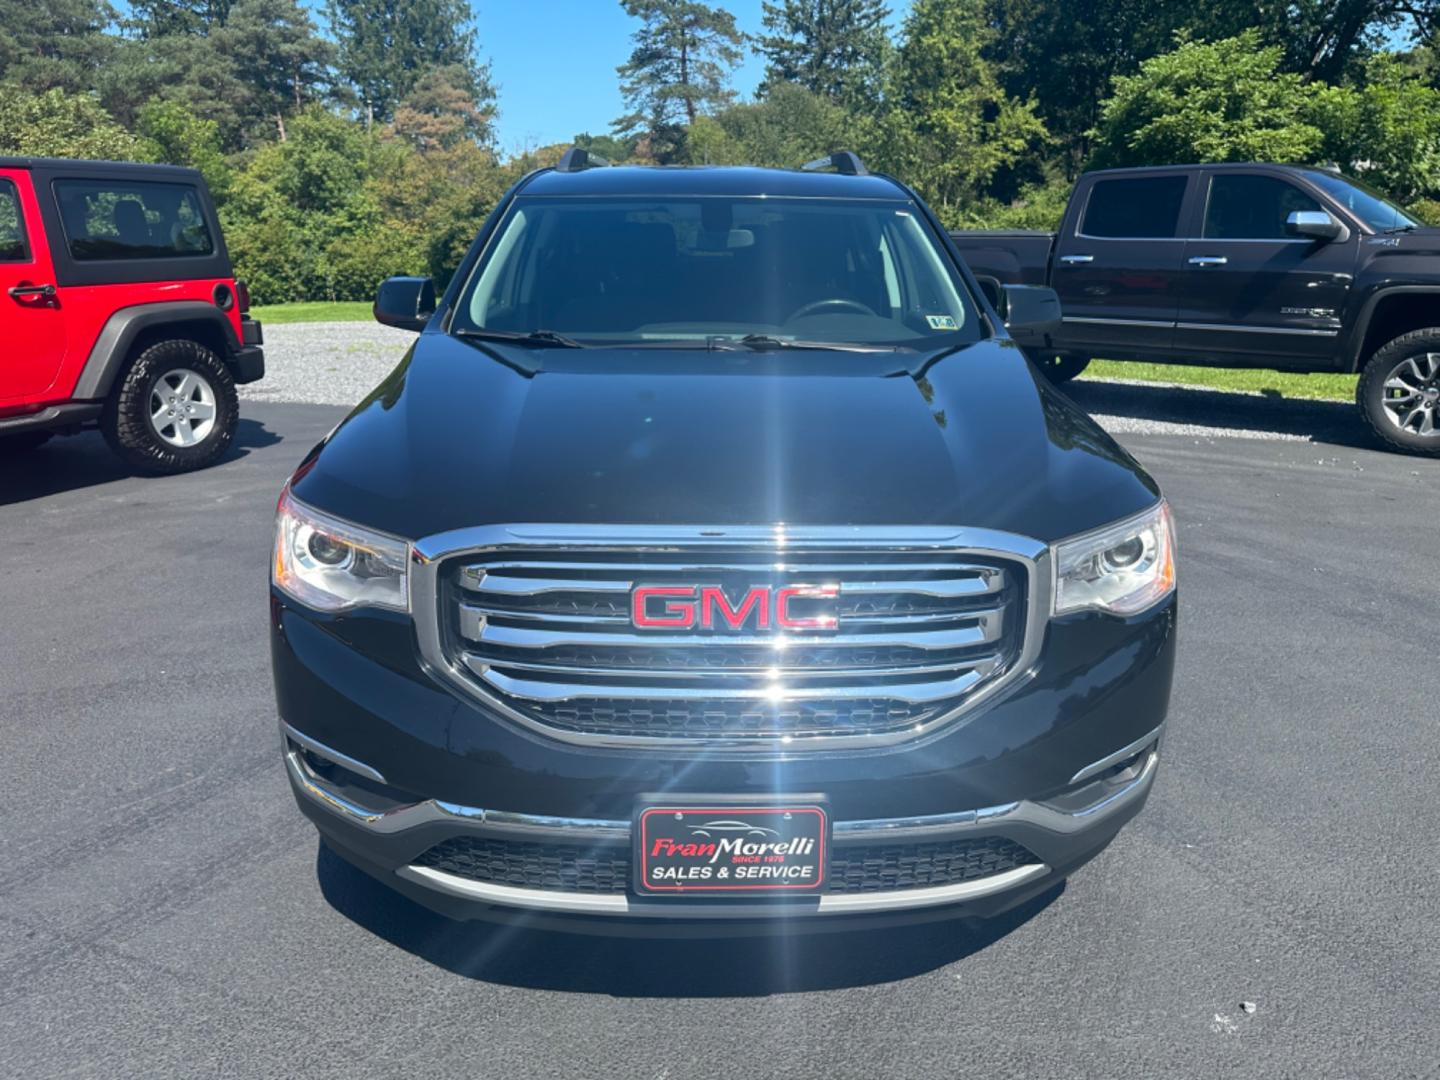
left=1203, top=175, right=1321, bottom=240
left=0, top=180, right=27, bottom=262
left=53, top=179, right=215, bottom=261
left=1081, top=176, right=1188, bottom=239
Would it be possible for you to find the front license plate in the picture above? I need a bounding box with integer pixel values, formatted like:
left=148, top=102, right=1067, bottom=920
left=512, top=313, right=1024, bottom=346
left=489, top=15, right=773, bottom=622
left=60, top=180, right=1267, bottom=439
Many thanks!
left=635, top=802, right=828, bottom=895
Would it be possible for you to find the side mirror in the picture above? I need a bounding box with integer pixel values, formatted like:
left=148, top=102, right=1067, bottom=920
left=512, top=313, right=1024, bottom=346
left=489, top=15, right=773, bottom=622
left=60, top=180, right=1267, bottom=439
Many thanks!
left=1000, top=284, right=1061, bottom=344
left=374, top=276, right=436, bottom=331
left=1285, top=210, right=1345, bottom=242
left=973, top=274, right=1004, bottom=311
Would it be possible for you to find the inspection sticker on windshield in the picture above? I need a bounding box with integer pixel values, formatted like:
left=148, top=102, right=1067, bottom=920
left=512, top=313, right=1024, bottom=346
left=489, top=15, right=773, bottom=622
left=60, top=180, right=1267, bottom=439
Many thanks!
left=635, top=803, right=828, bottom=894
left=926, top=314, right=958, bottom=330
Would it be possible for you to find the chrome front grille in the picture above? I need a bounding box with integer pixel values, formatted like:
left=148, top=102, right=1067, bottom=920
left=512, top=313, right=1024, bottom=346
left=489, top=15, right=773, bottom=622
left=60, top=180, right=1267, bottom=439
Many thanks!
left=413, top=526, right=1044, bottom=750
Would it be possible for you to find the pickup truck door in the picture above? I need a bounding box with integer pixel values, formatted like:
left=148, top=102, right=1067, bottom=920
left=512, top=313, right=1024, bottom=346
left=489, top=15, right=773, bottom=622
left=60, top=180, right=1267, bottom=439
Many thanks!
left=0, top=170, right=67, bottom=404
left=1051, top=172, right=1194, bottom=358
left=1173, top=170, right=1357, bottom=368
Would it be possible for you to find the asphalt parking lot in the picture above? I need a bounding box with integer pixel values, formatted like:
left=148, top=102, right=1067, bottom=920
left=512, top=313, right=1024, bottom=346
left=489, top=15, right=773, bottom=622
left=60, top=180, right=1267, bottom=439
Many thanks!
left=2, top=337, right=1438, bottom=1078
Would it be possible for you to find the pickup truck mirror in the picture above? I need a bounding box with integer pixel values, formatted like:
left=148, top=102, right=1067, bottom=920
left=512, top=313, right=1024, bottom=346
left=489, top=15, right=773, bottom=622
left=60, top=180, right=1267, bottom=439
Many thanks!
left=973, top=274, right=1004, bottom=311
left=1285, top=210, right=1345, bottom=242
left=374, top=276, right=436, bottom=331
left=999, top=284, right=1061, bottom=344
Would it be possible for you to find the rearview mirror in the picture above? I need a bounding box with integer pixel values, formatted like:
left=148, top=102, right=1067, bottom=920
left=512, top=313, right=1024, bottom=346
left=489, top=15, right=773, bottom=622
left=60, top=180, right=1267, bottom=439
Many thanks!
left=1000, top=284, right=1061, bottom=345
left=1285, top=210, right=1345, bottom=242
left=374, top=276, right=436, bottom=331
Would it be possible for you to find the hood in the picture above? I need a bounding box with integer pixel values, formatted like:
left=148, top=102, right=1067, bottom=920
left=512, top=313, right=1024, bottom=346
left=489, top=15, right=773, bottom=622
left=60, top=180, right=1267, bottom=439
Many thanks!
left=291, top=334, right=1159, bottom=546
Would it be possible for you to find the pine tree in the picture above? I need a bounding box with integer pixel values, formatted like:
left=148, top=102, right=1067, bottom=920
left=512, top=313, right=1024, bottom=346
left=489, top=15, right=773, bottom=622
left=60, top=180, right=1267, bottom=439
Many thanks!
left=614, top=0, right=744, bottom=162
left=325, top=0, right=489, bottom=128
left=215, top=0, right=336, bottom=142
left=756, top=0, right=891, bottom=108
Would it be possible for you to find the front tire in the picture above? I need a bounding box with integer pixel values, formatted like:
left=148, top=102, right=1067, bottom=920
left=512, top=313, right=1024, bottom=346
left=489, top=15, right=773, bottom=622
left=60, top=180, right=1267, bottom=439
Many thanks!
left=1035, top=354, right=1091, bottom=384
left=1358, top=329, right=1440, bottom=456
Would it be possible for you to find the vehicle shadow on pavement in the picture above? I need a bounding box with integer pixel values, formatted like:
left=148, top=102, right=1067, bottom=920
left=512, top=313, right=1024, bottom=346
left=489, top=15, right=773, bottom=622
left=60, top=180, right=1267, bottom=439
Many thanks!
left=1064, top=379, right=1377, bottom=450
left=316, top=843, right=1060, bottom=994
left=0, top=419, right=282, bottom=505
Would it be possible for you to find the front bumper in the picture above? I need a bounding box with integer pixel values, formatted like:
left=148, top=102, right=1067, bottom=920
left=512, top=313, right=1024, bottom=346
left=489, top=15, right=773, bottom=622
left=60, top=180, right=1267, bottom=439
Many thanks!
left=273, top=582, right=1175, bottom=931
left=284, top=717, right=1162, bottom=929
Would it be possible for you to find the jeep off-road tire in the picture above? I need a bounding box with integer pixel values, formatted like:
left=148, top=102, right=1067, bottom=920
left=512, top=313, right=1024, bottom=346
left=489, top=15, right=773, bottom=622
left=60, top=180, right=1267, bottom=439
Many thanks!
left=0, top=431, right=53, bottom=455
left=1035, top=354, right=1091, bottom=384
left=1358, top=328, right=1440, bottom=457
left=102, top=339, right=238, bottom=474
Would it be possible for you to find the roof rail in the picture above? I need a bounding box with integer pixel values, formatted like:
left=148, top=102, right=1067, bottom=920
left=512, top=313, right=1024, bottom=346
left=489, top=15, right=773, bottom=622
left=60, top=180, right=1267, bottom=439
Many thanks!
left=800, top=151, right=869, bottom=176
left=555, top=147, right=611, bottom=173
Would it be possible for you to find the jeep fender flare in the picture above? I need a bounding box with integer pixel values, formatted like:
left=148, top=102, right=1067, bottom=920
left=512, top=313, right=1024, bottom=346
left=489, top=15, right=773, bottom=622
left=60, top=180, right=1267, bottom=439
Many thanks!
left=73, top=302, right=241, bottom=401
left=1346, top=285, right=1440, bottom=372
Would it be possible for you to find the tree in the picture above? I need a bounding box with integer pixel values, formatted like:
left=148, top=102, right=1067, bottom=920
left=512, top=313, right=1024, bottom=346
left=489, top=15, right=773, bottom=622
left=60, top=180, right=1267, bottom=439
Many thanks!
left=755, top=0, right=891, bottom=109
left=1090, top=32, right=1324, bottom=169
left=688, top=82, right=853, bottom=165
left=0, top=86, right=141, bottom=159
left=392, top=64, right=495, bottom=151
left=1310, top=54, right=1440, bottom=201
left=0, top=0, right=115, bottom=94
left=127, top=0, right=235, bottom=36
left=213, top=0, right=335, bottom=142
left=980, top=0, right=1263, bottom=174
left=614, top=0, right=745, bottom=162
left=325, top=0, right=489, bottom=127
left=876, top=0, right=1048, bottom=220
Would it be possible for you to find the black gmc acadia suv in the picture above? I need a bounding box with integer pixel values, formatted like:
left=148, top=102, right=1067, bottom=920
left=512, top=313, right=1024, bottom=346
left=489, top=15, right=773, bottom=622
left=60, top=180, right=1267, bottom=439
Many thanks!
left=270, top=150, right=1177, bottom=933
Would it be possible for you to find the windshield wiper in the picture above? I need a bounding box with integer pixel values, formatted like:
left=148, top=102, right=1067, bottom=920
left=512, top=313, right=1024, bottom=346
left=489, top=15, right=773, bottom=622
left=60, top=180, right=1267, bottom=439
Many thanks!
left=711, top=334, right=897, bottom=353
left=454, top=328, right=586, bottom=348
left=1382, top=223, right=1418, bottom=234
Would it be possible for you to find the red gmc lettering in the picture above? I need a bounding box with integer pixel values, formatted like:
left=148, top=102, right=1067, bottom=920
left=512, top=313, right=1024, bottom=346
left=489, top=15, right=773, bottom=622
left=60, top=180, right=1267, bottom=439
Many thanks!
left=699, top=585, right=768, bottom=630
left=631, top=586, right=697, bottom=629
left=776, top=584, right=839, bottom=629
left=632, top=584, right=839, bottom=631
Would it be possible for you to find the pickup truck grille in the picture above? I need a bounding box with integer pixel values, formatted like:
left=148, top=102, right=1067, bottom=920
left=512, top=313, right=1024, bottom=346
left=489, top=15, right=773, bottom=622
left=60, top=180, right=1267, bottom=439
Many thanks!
left=430, top=535, right=1032, bottom=749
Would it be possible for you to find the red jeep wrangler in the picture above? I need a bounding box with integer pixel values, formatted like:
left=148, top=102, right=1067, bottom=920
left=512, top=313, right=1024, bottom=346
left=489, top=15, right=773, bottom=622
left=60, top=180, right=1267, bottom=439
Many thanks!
left=0, top=157, right=263, bottom=473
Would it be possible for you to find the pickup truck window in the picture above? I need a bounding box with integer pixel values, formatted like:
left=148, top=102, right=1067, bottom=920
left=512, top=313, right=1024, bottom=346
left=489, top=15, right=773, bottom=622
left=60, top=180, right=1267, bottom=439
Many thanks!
left=1203, top=175, right=1320, bottom=240
left=1301, top=170, right=1419, bottom=232
left=0, top=180, right=26, bottom=261
left=54, top=179, right=214, bottom=261
left=455, top=196, right=979, bottom=349
left=1081, top=176, right=1187, bottom=239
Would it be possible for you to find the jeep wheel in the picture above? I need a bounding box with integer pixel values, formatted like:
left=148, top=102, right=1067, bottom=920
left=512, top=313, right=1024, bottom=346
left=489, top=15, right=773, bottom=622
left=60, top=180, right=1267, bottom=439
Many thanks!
left=102, top=339, right=238, bottom=474
left=0, top=431, right=53, bottom=455
left=1035, top=354, right=1091, bottom=384
left=1358, top=329, right=1440, bottom=456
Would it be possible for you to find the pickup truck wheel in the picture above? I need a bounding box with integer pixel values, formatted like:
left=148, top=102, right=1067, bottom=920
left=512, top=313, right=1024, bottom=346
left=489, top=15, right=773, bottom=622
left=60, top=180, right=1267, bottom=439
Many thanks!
left=1359, top=330, right=1440, bottom=455
left=0, top=431, right=53, bottom=454
left=102, top=339, right=238, bottom=474
left=1036, top=354, right=1090, bottom=383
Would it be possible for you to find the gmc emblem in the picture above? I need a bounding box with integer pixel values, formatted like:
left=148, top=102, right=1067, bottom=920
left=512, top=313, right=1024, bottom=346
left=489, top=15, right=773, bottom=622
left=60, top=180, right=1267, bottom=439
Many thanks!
left=630, top=584, right=839, bottom=632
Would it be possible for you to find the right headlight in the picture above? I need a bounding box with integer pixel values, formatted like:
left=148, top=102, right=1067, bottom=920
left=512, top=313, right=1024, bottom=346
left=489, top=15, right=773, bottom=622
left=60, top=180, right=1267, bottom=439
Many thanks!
left=1052, top=500, right=1175, bottom=616
left=272, top=487, right=410, bottom=613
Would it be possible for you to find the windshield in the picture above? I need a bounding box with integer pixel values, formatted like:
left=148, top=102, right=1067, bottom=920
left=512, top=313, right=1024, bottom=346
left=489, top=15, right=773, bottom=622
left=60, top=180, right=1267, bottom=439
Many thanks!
left=1302, top=170, right=1420, bottom=232
left=451, top=196, right=981, bottom=349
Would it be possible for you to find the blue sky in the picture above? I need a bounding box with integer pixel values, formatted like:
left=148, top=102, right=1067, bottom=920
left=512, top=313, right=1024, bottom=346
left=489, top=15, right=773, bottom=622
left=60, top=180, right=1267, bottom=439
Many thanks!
left=480, top=1, right=910, bottom=153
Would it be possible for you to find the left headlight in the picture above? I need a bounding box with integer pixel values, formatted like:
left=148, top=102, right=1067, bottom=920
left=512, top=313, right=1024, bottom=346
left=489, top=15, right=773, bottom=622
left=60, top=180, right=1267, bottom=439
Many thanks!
left=272, top=487, right=410, bottom=613
left=1052, top=500, right=1175, bottom=616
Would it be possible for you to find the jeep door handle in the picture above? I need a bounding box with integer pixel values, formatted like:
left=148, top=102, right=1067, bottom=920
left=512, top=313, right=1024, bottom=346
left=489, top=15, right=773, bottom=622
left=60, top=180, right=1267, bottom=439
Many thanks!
left=8, top=283, right=56, bottom=299
left=1187, top=256, right=1228, bottom=267
left=1059, top=254, right=1094, bottom=265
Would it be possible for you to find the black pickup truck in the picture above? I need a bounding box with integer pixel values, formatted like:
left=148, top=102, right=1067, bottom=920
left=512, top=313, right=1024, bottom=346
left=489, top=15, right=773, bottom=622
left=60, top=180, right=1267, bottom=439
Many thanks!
left=951, top=163, right=1440, bottom=455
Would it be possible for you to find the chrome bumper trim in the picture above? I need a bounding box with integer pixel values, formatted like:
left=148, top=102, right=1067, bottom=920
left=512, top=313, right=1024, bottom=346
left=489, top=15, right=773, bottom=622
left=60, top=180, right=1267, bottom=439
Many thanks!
left=283, top=729, right=1160, bottom=918
left=397, top=861, right=1051, bottom=917
left=1068, top=724, right=1164, bottom=785
left=281, top=720, right=387, bottom=784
